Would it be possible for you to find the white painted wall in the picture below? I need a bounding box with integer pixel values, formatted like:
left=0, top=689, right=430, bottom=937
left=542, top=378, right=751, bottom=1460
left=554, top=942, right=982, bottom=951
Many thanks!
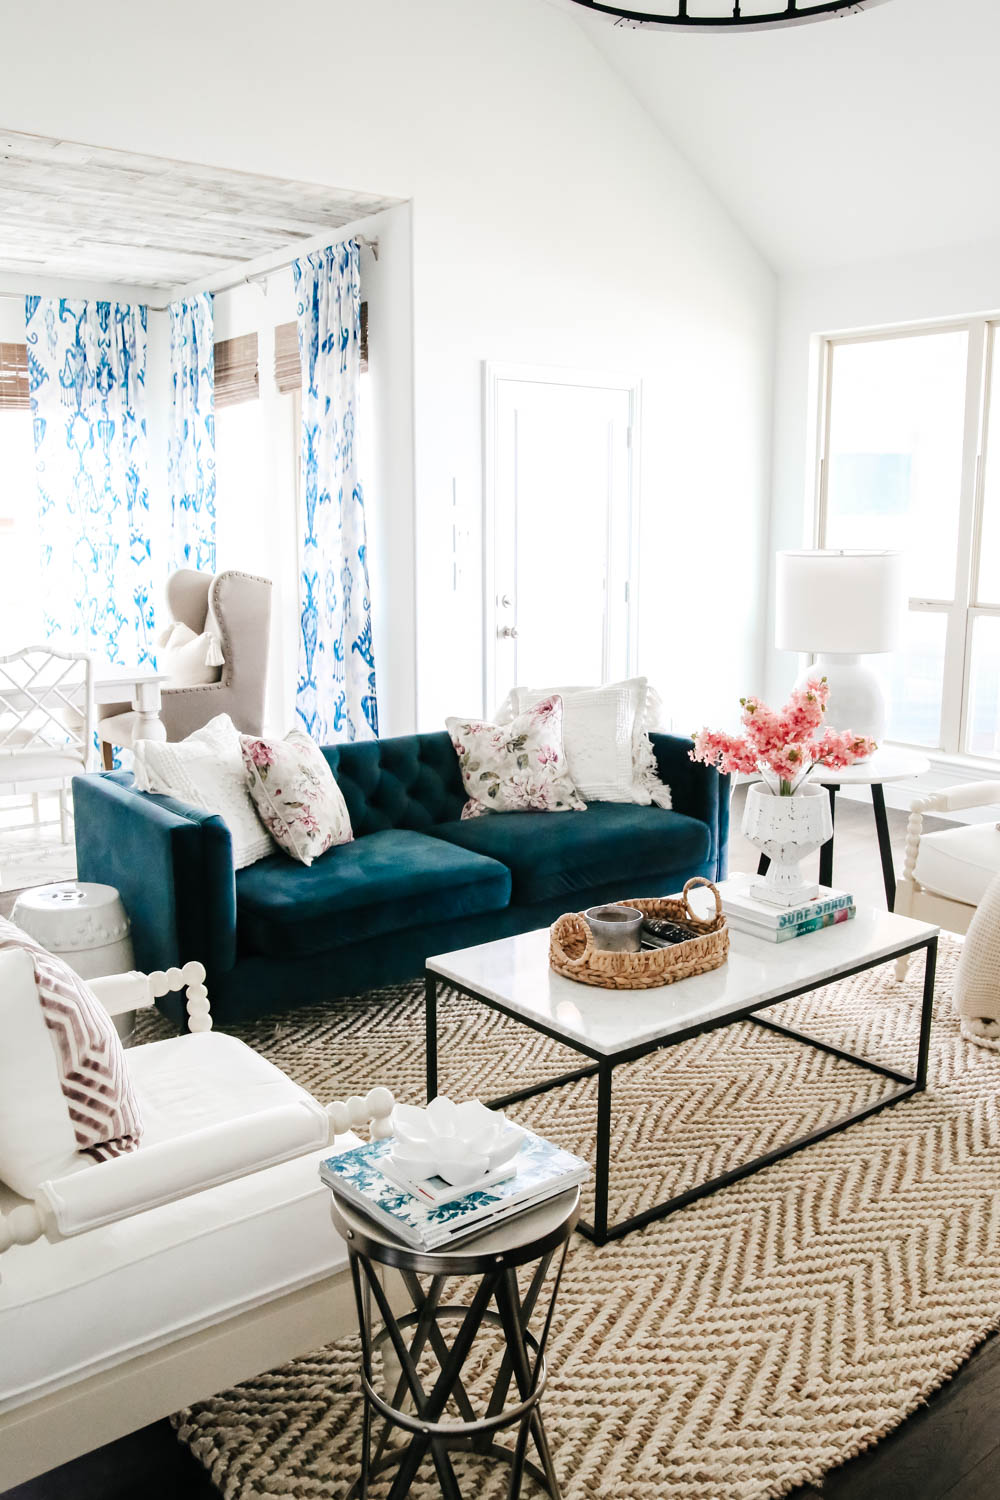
left=1, top=0, right=775, bottom=737
left=769, top=238, right=1000, bottom=706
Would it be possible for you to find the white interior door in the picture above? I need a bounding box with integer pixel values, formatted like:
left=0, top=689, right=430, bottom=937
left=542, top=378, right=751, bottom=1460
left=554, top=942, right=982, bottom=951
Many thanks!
left=485, top=366, right=636, bottom=713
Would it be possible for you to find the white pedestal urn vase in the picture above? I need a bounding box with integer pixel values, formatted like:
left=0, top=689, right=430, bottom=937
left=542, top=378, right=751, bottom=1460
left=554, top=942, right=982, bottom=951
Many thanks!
left=742, top=782, right=834, bottom=908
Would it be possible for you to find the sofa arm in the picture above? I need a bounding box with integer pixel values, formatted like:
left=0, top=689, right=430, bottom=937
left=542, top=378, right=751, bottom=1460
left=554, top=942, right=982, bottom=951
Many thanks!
left=72, top=773, right=238, bottom=1004
left=650, top=732, right=730, bottom=881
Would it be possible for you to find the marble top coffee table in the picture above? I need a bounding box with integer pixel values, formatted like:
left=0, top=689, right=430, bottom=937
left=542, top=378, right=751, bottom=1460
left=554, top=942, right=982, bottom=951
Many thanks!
left=425, top=907, right=939, bottom=1245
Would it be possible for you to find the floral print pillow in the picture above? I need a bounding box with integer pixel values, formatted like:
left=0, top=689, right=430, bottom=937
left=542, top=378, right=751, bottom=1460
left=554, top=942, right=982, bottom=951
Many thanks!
left=240, top=731, right=353, bottom=866
left=445, top=696, right=586, bottom=820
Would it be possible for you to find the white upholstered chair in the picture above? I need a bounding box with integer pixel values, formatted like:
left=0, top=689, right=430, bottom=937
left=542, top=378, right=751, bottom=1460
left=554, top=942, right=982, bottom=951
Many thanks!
left=895, top=780, right=1000, bottom=977
left=0, top=645, right=94, bottom=843
left=0, top=948, right=392, bottom=1489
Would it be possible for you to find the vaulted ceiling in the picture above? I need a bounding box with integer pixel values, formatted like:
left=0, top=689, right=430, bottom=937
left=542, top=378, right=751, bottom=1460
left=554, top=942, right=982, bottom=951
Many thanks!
left=569, top=0, right=1000, bottom=272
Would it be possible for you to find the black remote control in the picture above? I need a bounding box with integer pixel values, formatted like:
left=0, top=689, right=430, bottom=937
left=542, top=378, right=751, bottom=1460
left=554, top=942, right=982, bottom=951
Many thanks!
left=641, top=917, right=694, bottom=948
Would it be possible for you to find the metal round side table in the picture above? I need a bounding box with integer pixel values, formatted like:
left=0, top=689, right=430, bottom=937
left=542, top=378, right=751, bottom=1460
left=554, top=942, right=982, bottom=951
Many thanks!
left=330, top=1186, right=580, bottom=1500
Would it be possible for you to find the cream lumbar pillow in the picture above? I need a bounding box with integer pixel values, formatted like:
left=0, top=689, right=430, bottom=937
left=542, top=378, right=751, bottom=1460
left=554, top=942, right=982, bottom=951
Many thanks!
left=446, top=695, right=586, bottom=820
left=240, top=731, right=353, bottom=867
left=133, top=713, right=274, bottom=869
left=495, top=677, right=671, bottom=809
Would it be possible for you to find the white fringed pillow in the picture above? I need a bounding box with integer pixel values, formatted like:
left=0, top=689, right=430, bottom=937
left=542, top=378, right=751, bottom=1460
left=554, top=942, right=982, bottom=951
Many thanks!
left=953, top=870, right=1000, bottom=1050
left=495, top=678, right=671, bottom=809
left=240, top=731, right=354, bottom=867
left=134, top=713, right=274, bottom=869
left=446, top=696, right=585, bottom=819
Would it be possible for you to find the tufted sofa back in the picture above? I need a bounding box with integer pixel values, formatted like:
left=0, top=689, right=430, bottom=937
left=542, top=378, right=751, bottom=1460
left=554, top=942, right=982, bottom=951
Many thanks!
left=322, top=732, right=467, bottom=835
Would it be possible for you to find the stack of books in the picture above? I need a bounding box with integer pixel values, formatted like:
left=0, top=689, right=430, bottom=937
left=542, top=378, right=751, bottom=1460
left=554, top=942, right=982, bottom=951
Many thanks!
left=320, top=1130, right=588, bottom=1251
left=719, top=877, right=856, bottom=943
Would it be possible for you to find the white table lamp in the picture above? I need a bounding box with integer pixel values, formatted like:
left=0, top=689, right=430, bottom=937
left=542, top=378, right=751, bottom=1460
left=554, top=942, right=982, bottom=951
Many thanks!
left=775, top=549, right=904, bottom=743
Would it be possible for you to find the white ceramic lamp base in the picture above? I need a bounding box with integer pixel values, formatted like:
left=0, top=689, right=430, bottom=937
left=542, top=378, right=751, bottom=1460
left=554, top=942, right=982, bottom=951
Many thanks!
left=796, top=652, right=886, bottom=746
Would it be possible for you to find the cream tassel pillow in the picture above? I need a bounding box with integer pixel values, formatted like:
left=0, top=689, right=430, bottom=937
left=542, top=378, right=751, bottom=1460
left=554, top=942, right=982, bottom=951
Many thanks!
left=953, top=869, right=1000, bottom=1050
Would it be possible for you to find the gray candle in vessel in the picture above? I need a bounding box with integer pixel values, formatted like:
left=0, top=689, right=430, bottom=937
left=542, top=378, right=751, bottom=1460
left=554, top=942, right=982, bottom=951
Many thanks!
left=584, top=904, right=644, bottom=953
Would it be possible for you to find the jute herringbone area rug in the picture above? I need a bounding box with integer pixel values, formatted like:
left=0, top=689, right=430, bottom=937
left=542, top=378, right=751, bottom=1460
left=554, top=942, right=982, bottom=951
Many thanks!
left=167, top=937, right=1000, bottom=1499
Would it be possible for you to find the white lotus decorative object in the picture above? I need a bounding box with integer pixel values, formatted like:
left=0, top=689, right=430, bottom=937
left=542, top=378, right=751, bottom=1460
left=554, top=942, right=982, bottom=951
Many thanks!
left=390, top=1096, right=526, bottom=1186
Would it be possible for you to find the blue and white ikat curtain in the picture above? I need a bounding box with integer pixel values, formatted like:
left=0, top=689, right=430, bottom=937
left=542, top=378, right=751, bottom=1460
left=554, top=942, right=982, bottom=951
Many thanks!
left=26, top=297, right=156, bottom=666
left=168, top=293, right=216, bottom=571
left=293, top=239, right=377, bottom=741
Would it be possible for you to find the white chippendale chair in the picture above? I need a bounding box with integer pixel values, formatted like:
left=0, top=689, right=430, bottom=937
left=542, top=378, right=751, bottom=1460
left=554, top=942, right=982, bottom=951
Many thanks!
left=0, top=948, right=393, bottom=1490
left=895, top=780, right=1000, bottom=976
left=0, top=646, right=94, bottom=844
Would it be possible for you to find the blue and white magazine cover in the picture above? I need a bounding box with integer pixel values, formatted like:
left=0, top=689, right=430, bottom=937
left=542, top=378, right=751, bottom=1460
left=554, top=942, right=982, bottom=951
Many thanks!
left=320, top=1131, right=587, bottom=1250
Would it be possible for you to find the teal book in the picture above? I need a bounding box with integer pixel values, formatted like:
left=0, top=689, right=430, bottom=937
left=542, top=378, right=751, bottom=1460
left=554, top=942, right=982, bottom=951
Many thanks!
left=320, top=1131, right=588, bottom=1251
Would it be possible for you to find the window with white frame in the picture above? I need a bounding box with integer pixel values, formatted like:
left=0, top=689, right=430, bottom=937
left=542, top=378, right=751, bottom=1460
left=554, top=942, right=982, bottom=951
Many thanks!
left=816, top=320, right=1000, bottom=759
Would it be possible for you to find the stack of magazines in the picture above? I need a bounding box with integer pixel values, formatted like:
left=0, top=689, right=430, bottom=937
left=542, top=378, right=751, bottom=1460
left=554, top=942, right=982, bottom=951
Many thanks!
left=719, top=876, right=856, bottom=943
left=320, top=1131, right=588, bottom=1251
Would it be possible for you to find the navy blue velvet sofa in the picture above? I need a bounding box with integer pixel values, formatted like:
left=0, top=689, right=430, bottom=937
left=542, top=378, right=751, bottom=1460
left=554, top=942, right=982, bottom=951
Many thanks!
left=72, top=730, right=729, bottom=1027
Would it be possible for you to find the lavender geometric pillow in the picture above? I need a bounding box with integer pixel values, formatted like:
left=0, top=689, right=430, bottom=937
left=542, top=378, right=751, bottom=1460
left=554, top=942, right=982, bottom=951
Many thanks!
left=0, top=917, right=142, bottom=1162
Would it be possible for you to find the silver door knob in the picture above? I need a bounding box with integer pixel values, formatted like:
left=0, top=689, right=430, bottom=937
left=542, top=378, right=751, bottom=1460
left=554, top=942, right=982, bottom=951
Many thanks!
left=498, top=593, right=513, bottom=609
left=497, top=624, right=519, bottom=639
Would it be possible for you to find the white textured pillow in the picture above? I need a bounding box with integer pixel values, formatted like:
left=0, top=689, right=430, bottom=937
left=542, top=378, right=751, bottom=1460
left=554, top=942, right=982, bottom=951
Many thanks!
left=133, top=714, right=274, bottom=869
left=497, top=678, right=671, bottom=808
left=160, top=622, right=223, bottom=687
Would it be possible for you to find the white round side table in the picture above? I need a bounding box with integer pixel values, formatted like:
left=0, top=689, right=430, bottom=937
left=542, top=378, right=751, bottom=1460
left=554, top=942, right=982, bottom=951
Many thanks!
left=756, top=749, right=931, bottom=908
left=10, top=882, right=136, bottom=1035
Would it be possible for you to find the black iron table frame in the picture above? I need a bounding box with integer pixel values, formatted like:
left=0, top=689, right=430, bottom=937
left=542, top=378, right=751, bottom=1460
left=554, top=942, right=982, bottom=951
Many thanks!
left=757, top=781, right=898, bottom=908
left=425, top=933, right=938, bottom=1246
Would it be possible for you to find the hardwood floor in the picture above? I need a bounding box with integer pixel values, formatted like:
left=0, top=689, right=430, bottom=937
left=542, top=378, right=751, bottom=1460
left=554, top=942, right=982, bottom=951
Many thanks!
left=4, top=792, right=998, bottom=1500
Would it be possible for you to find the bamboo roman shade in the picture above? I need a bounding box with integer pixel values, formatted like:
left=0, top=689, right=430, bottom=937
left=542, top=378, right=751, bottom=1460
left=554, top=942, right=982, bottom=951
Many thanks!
left=214, top=332, right=259, bottom=408
left=273, top=302, right=368, bottom=395
left=0, top=342, right=29, bottom=411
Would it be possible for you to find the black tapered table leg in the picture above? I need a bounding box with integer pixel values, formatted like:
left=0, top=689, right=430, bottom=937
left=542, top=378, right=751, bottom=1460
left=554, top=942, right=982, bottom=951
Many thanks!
left=916, top=936, right=937, bottom=1091
left=871, top=783, right=896, bottom=909
left=819, top=784, right=838, bottom=887
left=425, top=972, right=438, bottom=1102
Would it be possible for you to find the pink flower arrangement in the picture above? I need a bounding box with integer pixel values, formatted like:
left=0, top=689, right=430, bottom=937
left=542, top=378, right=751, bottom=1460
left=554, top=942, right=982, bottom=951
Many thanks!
left=690, top=678, right=876, bottom=796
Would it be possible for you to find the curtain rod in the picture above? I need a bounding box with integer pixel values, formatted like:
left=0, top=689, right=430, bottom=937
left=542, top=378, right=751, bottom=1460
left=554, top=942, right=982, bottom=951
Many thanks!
left=0, top=235, right=379, bottom=312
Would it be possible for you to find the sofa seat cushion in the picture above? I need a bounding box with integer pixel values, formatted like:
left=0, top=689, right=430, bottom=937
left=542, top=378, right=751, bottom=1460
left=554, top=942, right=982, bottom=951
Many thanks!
left=236, top=829, right=512, bottom=959
left=913, top=822, right=1000, bottom=907
left=430, top=801, right=712, bottom=905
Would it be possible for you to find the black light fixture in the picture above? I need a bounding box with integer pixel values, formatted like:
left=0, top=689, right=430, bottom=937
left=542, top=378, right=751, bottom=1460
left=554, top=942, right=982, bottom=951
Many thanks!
left=564, top=1, right=890, bottom=31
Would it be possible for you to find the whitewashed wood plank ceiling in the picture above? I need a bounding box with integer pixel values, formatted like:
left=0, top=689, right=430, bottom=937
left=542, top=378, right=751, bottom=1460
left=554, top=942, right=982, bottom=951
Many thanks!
left=0, top=129, right=401, bottom=290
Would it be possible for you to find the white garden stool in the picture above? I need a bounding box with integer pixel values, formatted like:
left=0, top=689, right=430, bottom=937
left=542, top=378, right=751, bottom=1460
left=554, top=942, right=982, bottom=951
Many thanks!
left=10, top=881, right=136, bottom=1037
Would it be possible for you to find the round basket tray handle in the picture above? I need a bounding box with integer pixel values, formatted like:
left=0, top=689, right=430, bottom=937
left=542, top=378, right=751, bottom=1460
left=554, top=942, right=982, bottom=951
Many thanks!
left=682, top=876, right=723, bottom=925
left=550, top=912, right=593, bottom=969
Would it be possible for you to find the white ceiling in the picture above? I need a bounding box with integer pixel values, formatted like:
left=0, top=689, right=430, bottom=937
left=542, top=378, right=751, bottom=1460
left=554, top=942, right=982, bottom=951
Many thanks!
left=0, top=130, right=399, bottom=291
left=571, top=0, right=1000, bottom=273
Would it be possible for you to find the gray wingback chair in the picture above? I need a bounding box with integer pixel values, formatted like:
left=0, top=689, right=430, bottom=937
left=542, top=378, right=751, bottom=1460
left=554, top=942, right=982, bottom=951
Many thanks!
left=98, top=569, right=272, bottom=767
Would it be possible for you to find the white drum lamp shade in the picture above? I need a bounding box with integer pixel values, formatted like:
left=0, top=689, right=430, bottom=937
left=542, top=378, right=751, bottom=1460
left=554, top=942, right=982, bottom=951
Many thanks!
left=774, top=549, right=904, bottom=743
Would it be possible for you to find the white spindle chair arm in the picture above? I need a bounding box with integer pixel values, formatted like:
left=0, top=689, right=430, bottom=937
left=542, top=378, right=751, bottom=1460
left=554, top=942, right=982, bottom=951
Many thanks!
left=2, top=1080, right=397, bottom=1257
left=325, top=1086, right=395, bottom=1144
left=902, top=782, right=1000, bottom=886
left=87, top=971, right=156, bottom=1018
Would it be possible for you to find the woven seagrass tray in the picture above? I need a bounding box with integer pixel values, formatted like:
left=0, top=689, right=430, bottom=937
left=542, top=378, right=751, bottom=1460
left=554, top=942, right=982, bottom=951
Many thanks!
left=549, top=877, right=729, bottom=990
